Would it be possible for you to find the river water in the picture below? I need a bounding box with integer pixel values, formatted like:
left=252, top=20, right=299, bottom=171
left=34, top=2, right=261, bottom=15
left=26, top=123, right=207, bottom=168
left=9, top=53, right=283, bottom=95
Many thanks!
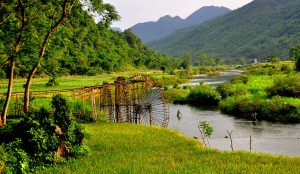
left=168, top=70, right=300, bottom=156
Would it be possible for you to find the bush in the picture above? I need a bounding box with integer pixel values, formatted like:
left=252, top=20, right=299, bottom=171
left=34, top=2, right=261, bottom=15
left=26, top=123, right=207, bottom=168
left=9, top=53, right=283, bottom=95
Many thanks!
left=187, top=85, right=221, bottom=106
left=220, top=96, right=300, bottom=122
left=1, top=95, right=87, bottom=173
left=0, top=145, right=8, bottom=173
left=46, top=77, right=59, bottom=87
left=267, top=75, right=300, bottom=98
left=4, top=139, right=30, bottom=174
left=163, top=88, right=190, bottom=104
left=231, top=74, right=249, bottom=84
left=86, top=69, right=97, bottom=76
left=216, top=83, right=235, bottom=99
left=280, top=64, right=292, bottom=73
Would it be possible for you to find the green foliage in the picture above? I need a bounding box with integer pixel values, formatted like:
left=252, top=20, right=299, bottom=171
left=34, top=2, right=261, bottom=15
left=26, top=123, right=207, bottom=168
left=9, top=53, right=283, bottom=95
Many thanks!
left=216, top=83, right=235, bottom=99
left=52, top=94, right=73, bottom=132
left=4, top=139, right=30, bottom=174
left=181, top=54, right=192, bottom=69
left=218, top=61, right=300, bottom=123
left=198, top=121, right=214, bottom=138
left=220, top=96, right=300, bottom=122
left=267, top=75, right=300, bottom=98
left=289, top=45, right=300, bottom=72
left=188, top=85, right=221, bottom=106
left=197, top=53, right=216, bottom=66
left=0, top=95, right=87, bottom=173
left=244, top=63, right=291, bottom=75
left=0, top=145, right=8, bottom=173
left=267, top=55, right=280, bottom=64
left=0, top=1, right=178, bottom=79
left=231, top=74, right=249, bottom=84
left=46, top=77, right=59, bottom=87
left=163, top=88, right=190, bottom=104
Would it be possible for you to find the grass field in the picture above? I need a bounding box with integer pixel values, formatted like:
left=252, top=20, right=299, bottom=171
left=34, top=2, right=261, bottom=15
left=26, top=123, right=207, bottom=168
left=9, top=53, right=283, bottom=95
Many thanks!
left=38, top=122, right=300, bottom=174
left=0, top=70, right=173, bottom=93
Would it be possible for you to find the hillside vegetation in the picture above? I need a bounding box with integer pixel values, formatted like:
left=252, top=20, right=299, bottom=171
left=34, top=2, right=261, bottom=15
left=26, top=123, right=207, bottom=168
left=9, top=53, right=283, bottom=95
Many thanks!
left=0, top=4, right=179, bottom=79
left=38, top=122, right=300, bottom=173
left=149, top=0, right=300, bottom=60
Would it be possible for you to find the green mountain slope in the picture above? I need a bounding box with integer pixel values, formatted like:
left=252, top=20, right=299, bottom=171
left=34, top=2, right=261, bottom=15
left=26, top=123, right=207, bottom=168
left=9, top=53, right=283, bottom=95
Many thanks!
left=0, top=4, right=177, bottom=78
left=148, top=0, right=300, bottom=60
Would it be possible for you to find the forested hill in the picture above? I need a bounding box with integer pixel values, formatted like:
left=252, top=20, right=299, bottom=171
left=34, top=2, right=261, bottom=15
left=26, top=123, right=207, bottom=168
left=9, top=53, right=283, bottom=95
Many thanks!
left=2, top=6, right=178, bottom=78
left=148, top=0, right=300, bottom=60
left=130, top=6, right=230, bottom=43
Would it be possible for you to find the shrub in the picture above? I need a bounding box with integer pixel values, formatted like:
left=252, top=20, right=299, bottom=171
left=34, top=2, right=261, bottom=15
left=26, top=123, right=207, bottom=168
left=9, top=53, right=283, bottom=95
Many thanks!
left=163, top=88, right=190, bottom=104
left=220, top=96, right=300, bottom=122
left=46, top=77, right=59, bottom=87
left=173, top=84, right=179, bottom=89
left=231, top=74, right=249, bottom=84
left=280, top=64, right=292, bottom=73
left=267, top=75, right=300, bottom=98
left=188, top=85, right=221, bottom=106
left=86, top=69, right=97, bottom=76
left=0, top=145, right=8, bottom=173
left=216, top=83, right=235, bottom=99
left=1, top=95, right=87, bottom=173
left=4, top=139, right=30, bottom=174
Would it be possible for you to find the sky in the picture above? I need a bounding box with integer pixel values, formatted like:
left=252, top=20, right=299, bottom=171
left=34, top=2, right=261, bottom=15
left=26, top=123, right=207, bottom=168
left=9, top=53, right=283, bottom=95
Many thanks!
left=103, top=0, right=253, bottom=30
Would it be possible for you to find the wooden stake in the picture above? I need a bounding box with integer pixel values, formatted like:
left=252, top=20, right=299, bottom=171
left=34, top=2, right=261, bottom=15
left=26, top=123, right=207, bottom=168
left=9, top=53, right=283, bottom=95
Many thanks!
left=227, top=130, right=234, bottom=151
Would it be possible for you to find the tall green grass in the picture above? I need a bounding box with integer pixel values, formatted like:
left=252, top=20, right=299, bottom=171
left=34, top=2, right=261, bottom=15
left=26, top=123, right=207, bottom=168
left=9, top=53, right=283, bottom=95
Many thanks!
left=38, top=123, right=300, bottom=173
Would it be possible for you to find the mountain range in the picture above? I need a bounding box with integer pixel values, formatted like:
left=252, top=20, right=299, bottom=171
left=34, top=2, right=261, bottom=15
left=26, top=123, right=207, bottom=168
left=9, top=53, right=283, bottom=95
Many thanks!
left=148, top=0, right=300, bottom=60
left=130, top=6, right=231, bottom=43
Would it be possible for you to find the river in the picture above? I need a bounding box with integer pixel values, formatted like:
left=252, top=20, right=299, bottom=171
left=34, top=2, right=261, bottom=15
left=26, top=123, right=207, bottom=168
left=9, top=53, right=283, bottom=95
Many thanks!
left=168, top=70, right=300, bottom=156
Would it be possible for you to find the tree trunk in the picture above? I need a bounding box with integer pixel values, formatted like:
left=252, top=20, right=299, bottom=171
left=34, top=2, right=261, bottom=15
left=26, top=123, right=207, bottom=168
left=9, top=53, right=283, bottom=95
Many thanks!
left=24, top=67, right=38, bottom=113
left=23, top=0, right=70, bottom=113
left=1, top=59, right=15, bottom=126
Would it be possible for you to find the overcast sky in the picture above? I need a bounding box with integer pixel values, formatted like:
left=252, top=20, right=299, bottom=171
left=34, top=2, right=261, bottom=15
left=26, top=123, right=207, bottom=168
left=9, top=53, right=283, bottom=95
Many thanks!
left=103, top=0, right=253, bottom=30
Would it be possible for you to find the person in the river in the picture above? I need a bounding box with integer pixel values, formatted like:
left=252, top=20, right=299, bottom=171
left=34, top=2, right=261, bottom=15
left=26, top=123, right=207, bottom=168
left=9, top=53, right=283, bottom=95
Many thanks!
left=177, top=109, right=182, bottom=120
left=250, top=112, right=258, bottom=122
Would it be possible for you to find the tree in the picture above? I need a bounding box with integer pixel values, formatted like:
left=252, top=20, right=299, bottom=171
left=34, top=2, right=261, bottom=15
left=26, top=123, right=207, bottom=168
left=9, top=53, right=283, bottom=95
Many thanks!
left=198, top=53, right=215, bottom=66
left=198, top=121, right=214, bottom=147
left=0, top=1, right=39, bottom=126
left=290, top=45, right=300, bottom=72
left=22, top=0, right=119, bottom=113
left=267, top=55, right=280, bottom=64
left=181, top=54, right=192, bottom=69
left=0, top=0, right=119, bottom=126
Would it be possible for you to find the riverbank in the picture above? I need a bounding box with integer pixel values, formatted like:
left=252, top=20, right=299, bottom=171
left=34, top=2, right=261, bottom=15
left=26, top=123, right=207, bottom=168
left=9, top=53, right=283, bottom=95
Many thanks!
left=164, top=62, right=300, bottom=123
left=38, top=122, right=300, bottom=173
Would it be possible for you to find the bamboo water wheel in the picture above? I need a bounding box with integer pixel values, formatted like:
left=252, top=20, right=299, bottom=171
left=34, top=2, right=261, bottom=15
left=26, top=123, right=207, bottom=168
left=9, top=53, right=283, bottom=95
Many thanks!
left=106, top=74, right=169, bottom=127
left=2, top=74, right=169, bottom=128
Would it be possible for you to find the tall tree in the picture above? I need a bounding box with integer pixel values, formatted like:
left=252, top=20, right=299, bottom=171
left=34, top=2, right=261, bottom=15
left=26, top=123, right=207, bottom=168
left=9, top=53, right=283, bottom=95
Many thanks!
left=290, top=45, right=300, bottom=72
left=23, top=0, right=119, bottom=112
left=0, top=0, right=119, bottom=126
left=0, top=0, right=40, bottom=126
left=181, top=54, right=192, bottom=69
left=24, top=0, right=119, bottom=112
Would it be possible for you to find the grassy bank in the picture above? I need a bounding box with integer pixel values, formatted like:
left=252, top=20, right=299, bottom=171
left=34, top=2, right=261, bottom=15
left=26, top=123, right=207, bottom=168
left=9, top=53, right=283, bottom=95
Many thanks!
left=219, top=62, right=300, bottom=122
left=38, top=122, right=300, bottom=173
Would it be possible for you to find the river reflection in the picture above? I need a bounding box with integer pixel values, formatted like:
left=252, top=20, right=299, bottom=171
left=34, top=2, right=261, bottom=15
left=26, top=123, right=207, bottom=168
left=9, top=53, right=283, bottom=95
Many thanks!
left=168, top=70, right=300, bottom=156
